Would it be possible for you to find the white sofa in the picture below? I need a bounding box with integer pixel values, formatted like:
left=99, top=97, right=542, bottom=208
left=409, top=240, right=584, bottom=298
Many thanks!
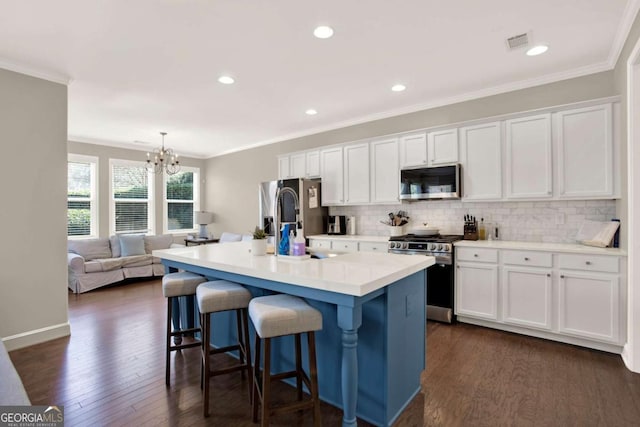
left=67, top=234, right=183, bottom=293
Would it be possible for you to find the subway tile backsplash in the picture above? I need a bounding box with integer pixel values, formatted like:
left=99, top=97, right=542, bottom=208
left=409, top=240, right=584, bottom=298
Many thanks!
left=329, top=200, right=616, bottom=244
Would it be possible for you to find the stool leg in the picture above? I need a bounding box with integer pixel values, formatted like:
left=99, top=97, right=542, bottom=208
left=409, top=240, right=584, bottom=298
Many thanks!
left=165, top=297, right=173, bottom=387
left=242, top=308, right=253, bottom=403
left=261, top=337, right=271, bottom=427
left=236, top=309, right=245, bottom=380
left=252, top=335, right=261, bottom=423
left=202, top=313, right=211, bottom=417
left=307, top=331, right=321, bottom=427
left=295, top=333, right=303, bottom=402
left=200, top=313, right=204, bottom=391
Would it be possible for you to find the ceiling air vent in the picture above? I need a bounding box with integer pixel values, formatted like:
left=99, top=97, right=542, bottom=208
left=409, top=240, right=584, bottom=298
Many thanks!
left=506, top=32, right=530, bottom=50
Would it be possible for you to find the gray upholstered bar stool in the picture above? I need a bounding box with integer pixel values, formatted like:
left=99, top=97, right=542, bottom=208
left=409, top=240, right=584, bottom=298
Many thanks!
left=162, top=271, right=206, bottom=386
left=196, top=280, right=253, bottom=418
left=249, top=294, right=323, bottom=427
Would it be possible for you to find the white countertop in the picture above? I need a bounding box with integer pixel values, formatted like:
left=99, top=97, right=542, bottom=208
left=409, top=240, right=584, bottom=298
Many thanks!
left=454, top=240, right=627, bottom=256
left=308, top=234, right=389, bottom=243
left=154, top=241, right=434, bottom=297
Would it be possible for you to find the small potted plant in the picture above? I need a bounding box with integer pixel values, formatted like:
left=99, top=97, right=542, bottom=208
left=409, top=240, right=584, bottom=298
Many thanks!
left=251, top=226, right=268, bottom=256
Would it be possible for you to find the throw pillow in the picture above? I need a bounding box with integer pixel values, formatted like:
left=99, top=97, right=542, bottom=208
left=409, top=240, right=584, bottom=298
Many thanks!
left=68, top=238, right=112, bottom=260
left=119, top=234, right=146, bottom=257
left=143, top=234, right=174, bottom=254
left=109, top=235, right=121, bottom=258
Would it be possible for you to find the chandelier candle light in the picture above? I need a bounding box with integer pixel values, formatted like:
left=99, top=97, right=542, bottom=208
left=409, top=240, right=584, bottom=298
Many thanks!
left=146, top=132, right=180, bottom=175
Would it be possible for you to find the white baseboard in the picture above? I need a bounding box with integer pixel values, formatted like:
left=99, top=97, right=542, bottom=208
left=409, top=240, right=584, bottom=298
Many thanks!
left=1, top=323, right=71, bottom=351
left=621, top=343, right=640, bottom=373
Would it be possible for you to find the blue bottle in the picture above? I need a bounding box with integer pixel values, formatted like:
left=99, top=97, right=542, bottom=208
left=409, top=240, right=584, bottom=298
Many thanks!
left=278, top=224, right=290, bottom=255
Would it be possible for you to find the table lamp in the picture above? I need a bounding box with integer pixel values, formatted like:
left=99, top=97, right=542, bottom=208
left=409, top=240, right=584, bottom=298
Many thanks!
left=194, top=211, right=214, bottom=239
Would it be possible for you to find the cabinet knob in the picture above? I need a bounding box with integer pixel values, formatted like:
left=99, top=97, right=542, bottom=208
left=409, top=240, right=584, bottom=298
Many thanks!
left=372, top=247, right=377, bottom=251
left=585, top=261, right=592, bottom=265
left=524, top=257, right=530, bottom=261
left=547, top=274, right=551, bottom=277
left=560, top=275, right=565, bottom=279
left=474, top=254, right=478, bottom=257
left=456, top=265, right=460, bottom=269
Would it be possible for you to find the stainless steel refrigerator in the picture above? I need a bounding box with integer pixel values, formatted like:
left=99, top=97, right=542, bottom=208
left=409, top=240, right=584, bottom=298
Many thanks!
left=259, top=179, right=328, bottom=238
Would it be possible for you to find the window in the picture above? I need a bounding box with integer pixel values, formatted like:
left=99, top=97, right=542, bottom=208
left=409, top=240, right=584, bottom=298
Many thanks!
left=67, top=154, right=98, bottom=238
left=110, top=159, right=154, bottom=235
left=164, top=167, right=200, bottom=233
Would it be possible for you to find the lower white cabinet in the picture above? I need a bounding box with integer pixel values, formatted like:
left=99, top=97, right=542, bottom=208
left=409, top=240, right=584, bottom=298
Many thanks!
left=455, top=244, right=625, bottom=352
left=502, top=267, right=552, bottom=330
left=308, top=237, right=387, bottom=254
left=455, top=262, right=498, bottom=320
left=558, top=270, right=620, bottom=344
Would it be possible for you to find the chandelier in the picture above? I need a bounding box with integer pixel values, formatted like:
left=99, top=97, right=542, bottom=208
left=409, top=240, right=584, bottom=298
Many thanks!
left=146, top=132, right=180, bottom=175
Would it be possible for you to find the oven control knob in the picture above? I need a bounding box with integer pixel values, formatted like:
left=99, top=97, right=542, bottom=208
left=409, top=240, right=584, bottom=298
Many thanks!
left=443, top=244, right=451, bottom=252
left=402, top=242, right=409, bottom=249
left=428, top=243, right=436, bottom=251
left=437, top=244, right=443, bottom=251
left=389, top=242, right=396, bottom=249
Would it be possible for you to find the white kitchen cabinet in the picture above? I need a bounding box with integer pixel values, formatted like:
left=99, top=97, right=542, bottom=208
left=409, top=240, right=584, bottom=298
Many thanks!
left=370, top=137, right=399, bottom=203
left=344, top=143, right=370, bottom=204
left=505, top=114, right=552, bottom=199
left=455, top=262, right=499, bottom=320
left=460, top=121, right=502, bottom=200
left=305, top=150, right=321, bottom=178
left=555, top=104, right=613, bottom=198
left=502, top=267, right=552, bottom=330
left=320, top=147, right=344, bottom=205
left=309, top=239, right=331, bottom=250
left=399, top=132, right=427, bottom=168
left=332, top=240, right=359, bottom=252
left=278, top=153, right=306, bottom=179
left=358, top=241, right=388, bottom=252
left=427, top=128, right=458, bottom=165
left=277, top=155, right=290, bottom=180
left=558, top=270, right=620, bottom=344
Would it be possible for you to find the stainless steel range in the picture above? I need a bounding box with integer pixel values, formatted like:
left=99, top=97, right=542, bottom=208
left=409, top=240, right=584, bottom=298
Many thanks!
left=388, top=234, right=463, bottom=323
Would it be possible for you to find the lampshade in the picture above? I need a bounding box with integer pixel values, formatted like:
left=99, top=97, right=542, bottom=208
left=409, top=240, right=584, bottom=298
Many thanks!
left=195, top=211, right=214, bottom=225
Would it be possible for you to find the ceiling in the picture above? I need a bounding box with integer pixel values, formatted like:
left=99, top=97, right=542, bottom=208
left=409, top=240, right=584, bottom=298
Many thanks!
left=0, top=0, right=637, bottom=158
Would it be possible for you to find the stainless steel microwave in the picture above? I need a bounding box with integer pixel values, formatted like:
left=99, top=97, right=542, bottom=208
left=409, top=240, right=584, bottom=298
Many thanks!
left=399, top=164, right=461, bottom=200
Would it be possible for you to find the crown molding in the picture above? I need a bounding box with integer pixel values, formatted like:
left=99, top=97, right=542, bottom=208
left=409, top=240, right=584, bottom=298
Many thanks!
left=607, top=0, right=640, bottom=67
left=0, top=58, right=72, bottom=85
left=68, top=135, right=209, bottom=159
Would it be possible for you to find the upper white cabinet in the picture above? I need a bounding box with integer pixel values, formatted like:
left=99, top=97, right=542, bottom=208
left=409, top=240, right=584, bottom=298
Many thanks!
left=320, top=147, right=344, bottom=205
left=505, top=114, right=552, bottom=199
left=399, top=133, right=427, bottom=168
left=344, top=143, right=370, bottom=204
left=427, top=128, right=458, bottom=165
left=370, top=138, right=400, bottom=203
left=555, top=104, right=613, bottom=198
left=278, top=153, right=306, bottom=179
left=306, top=150, right=321, bottom=178
left=460, top=122, right=502, bottom=200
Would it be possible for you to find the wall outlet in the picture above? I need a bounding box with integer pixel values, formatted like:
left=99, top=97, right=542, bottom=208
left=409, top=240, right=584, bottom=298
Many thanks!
left=556, top=213, right=565, bottom=225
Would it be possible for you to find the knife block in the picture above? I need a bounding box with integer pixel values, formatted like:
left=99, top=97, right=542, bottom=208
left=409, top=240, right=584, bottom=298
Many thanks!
left=463, top=224, right=478, bottom=240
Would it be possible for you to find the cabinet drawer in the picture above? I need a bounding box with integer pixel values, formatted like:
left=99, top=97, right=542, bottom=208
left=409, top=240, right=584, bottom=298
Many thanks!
left=503, top=250, right=552, bottom=267
left=359, top=242, right=388, bottom=253
left=558, top=254, right=618, bottom=273
left=309, top=239, right=331, bottom=250
left=456, top=247, right=498, bottom=263
left=332, top=240, right=359, bottom=252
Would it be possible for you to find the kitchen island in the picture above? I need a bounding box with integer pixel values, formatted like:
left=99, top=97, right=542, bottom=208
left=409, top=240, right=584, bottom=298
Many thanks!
left=154, top=241, right=434, bottom=427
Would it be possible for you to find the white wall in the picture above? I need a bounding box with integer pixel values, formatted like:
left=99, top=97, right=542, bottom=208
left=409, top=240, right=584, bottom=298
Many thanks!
left=0, top=68, right=70, bottom=350
left=68, top=141, right=207, bottom=240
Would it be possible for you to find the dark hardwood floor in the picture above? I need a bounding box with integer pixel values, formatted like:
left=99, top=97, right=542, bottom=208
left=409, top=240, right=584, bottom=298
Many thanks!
left=9, top=280, right=640, bottom=426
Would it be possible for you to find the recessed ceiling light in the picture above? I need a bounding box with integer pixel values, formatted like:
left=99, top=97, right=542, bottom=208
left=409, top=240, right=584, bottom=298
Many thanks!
left=305, top=109, right=318, bottom=116
left=313, top=26, right=334, bottom=39
left=218, top=75, right=235, bottom=84
left=526, top=45, right=548, bottom=56
left=391, top=84, right=406, bottom=92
